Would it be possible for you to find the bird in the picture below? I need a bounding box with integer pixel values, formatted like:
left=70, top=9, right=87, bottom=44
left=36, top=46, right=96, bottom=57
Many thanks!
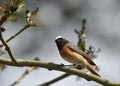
left=55, top=36, right=100, bottom=77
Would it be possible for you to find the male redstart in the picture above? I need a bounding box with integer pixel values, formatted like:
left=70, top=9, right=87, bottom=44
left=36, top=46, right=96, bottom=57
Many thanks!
left=55, top=36, right=100, bottom=77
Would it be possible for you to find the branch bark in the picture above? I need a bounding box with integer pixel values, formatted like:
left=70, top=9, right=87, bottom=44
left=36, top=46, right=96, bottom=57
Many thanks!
left=38, top=73, right=71, bottom=86
left=0, top=30, right=17, bottom=63
left=0, top=57, right=120, bottom=86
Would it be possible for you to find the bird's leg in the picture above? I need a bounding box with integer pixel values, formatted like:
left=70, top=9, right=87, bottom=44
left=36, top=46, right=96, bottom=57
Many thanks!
left=59, top=63, right=74, bottom=67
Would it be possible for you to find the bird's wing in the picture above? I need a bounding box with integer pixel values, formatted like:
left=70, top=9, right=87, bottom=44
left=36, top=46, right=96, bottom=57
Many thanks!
left=67, top=43, right=96, bottom=66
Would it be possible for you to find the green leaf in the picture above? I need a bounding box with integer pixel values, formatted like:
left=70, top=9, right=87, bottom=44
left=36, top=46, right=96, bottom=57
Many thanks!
left=13, top=0, right=25, bottom=13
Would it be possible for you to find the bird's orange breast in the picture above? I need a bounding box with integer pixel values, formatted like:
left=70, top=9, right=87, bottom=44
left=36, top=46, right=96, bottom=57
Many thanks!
left=60, top=44, right=76, bottom=63
left=60, top=44, right=88, bottom=65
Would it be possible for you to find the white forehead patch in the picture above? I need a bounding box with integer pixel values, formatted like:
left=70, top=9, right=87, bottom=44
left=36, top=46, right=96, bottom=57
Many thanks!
left=55, top=36, right=63, bottom=40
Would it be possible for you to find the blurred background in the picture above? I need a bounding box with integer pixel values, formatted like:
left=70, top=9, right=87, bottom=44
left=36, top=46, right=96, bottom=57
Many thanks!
left=0, top=0, right=120, bottom=86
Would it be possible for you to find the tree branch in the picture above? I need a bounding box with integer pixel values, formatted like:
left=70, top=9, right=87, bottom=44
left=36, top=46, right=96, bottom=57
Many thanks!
left=74, top=19, right=86, bottom=51
left=0, top=7, right=38, bottom=48
left=38, top=73, right=71, bottom=86
left=10, top=57, right=39, bottom=86
left=0, top=30, right=17, bottom=63
left=10, top=66, right=37, bottom=86
left=0, top=57, right=119, bottom=86
left=0, top=23, right=37, bottom=48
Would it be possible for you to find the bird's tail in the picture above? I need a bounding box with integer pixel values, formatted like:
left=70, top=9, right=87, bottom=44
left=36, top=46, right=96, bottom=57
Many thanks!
left=86, top=63, right=101, bottom=77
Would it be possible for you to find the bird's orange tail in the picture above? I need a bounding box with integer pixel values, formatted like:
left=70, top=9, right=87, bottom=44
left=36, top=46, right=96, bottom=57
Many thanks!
left=86, top=63, right=100, bottom=77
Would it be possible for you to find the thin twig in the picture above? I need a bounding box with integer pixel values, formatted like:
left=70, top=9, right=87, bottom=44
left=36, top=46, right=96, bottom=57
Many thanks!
left=0, top=23, right=37, bottom=48
left=0, top=57, right=120, bottom=86
left=10, top=67, right=38, bottom=86
left=0, top=30, right=17, bottom=63
left=38, top=73, right=71, bottom=86
left=10, top=57, right=39, bottom=86
left=0, top=7, right=38, bottom=48
left=74, top=18, right=86, bottom=51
